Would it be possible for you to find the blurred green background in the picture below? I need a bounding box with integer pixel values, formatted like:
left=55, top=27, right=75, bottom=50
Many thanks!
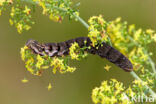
left=0, top=0, right=156, bottom=104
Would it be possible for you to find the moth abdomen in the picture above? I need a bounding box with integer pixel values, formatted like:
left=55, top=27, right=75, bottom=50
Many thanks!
left=87, top=46, right=97, bottom=54
left=57, top=42, right=69, bottom=56
left=113, top=54, right=133, bottom=72
left=96, top=43, right=112, bottom=58
left=105, top=47, right=122, bottom=62
left=44, top=43, right=58, bottom=57
left=75, top=37, right=90, bottom=47
left=65, top=39, right=76, bottom=48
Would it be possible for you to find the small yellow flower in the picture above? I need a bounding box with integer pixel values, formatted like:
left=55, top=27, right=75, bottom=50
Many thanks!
left=110, top=96, right=117, bottom=103
left=42, top=66, right=49, bottom=69
left=69, top=42, right=80, bottom=60
left=36, top=54, right=44, bottom=69
left=21, top=78, right=29, bottom=83
left=25, top=25, right=31, bottom=30
left=97, top=15, right=105, bottom=25
left=104, top=65, right=111, bottom=71
left=92, top=79, right=126, bottom=104
left=9, top=19, right=13, bottom=25
left=47, top=83, right=52, bottom=91
left=59, top=3, right=65, bottom=8
left=141, top=67, right=145, bottom=74
left=146, top=29, right=155, bottom=34
left=24, top=6, right=31, bottom=15
left=51, top=57, right=66, bottom=74
left=133, top=79, right=147, bottom=88
left=134, top=29, right=142, bottom=41
left=147, top=78, right=153, bottom=84
left=0, top=0, right=5, bottom=6
left=133, top=79, right=141, bottom=84
left=17, top=23, right=23, bottom=34
left=92, top=87, right=100, bottom=103
left=126, top=87, right=135, bottom=97
left=66, top=66, right=76, bottom=73
left=10, top=7, right=15, bottom=17
left=115, top=17, right=121, bottom=23
left=111, top=78, right=117, bottom=82
left=26, top=66, right=34, bottom=74
left=74, top=11, right=79, bottom=16
left=128, top=24, right=135, bottom=34
left=20, top=46, right=28, bottom=61
left=152, top=34, right=156, bottom=42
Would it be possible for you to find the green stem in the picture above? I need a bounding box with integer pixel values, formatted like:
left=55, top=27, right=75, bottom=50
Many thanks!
left=145, top=51, right=156, bottom=74
left=73, top=13, right=89, bottom=29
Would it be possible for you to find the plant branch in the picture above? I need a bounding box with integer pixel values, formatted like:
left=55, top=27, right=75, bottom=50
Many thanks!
left=73, top=13, right=89, bottom=28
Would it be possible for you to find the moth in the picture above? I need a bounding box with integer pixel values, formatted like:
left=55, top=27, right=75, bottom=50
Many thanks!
left=26, top=37, right=133, bottom=72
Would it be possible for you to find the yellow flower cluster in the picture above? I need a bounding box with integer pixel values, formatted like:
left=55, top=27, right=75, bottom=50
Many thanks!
left=92, top=79, right=131, bottom=104
left=47, top=83, right=52, bottom=91
left=1, top=0, right=79, bottom=33
left=36, top=54, right=44, bottom=69
left=146, top=29, right=156, bottom=42
left=0, top=0, right=12, bottom=6
left=69, top=42, right=88, bottom=60
left=69, top=42, right=80, bottom=60
left=21, top=78, right=29, bottom=83
left=9, top=5, right=33, bottom=33
left=92, top=78, right=155, bottom=104
left=0, top=0, right=6, bottom=6
left=104, top=64, right=111, bottom=71
left=21, top=46, right=28, bottom=61
left=88, top=15, right=156, bottom=72
left=139, top=68, right=155, bottom=88
left=34, top=0, right=79, bottom=22
left=88, top=15, right=108, bottom=47
left=106, top=17, right=129, bottom=54
left=90, top=16, right=156, bottom=103
left=21, top=45, right=76, bottom=76
left=0, top=0, right=13, bottom=16
left=126, top=87, right=135, bottom=98
left=129, top=47, right=148, bottom=70
left=51, top=57, right=76, bottom=74
left=125, top=79, right=151, bottom=101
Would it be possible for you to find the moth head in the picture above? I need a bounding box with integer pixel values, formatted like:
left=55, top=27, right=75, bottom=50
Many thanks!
left=119, top=56, right=133, bottom=72
left=26, top=39, right=38, bottom=47
left=26, top=39, right=44, bottom=54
